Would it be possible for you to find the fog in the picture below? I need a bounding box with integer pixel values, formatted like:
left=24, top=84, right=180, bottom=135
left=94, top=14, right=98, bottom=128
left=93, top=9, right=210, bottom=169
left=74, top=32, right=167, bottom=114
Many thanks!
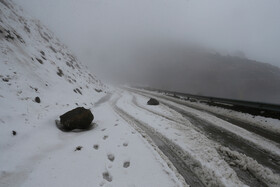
left=14, top=0, right=280, bottom=103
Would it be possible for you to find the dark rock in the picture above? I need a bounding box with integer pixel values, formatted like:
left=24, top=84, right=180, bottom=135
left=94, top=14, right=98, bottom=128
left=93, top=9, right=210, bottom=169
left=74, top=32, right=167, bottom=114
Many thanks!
left=95, top=89, right=102, bottom=93
left=49, top=46, right=57, bottom=53
left=2, top=78, right=9, bottom=82
left=75, top=146, right=82, bottom=151
left=75, top=88, right=82, bottom=95
left=36, top=58, right=43, bottom=64
left=57, top=67, right=63, bottom=77
left=93, top=144, right=99, bottom=150
left=107, top=154, right=115, bottom=162
left=5, top=33, right=14, bottom=40
left=147, top=98, right=159, bottom=105
left=35, top=96, right=41, bottom=103
left=12, top=131, right=16, bottom=136
left=123, top=161, right=130, bottom=168
left=60, top=107, right=94, bottom=130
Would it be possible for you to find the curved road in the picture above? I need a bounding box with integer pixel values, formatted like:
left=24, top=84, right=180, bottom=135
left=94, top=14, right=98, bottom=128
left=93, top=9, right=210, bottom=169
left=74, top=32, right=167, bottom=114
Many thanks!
left=110, top=89, right=280, bottom=187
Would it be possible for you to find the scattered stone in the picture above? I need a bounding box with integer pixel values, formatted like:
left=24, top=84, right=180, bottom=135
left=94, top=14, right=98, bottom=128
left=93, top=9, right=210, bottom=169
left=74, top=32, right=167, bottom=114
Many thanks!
left=35, top=96, right=41, bottom=103
left=102, top=171, right=112, bottom=182
left=75, top=88, right=82, bottom=95
left=49, top=46, right=57, bottom=53
left=5, top=33, right=14, bottom=40
left=123, top=142, right=128, bottom=147
left=123, top=161, right=130, bottom=168
left=75, top=146, right=82, bottom=151
left=36, top=58, right=43, bottom=64
left=93, top=144, right=99, bottom=150
left=95, top=89, right=102, bottom=93
left=57, top=67, right=64, bottom=77
left=59, top=107, right=94, bottom=130
left=12, top=130, right=16, bottom=136
left=147, top=98, right=159, bottom=105
left=2, top=78, right=9, bottom=82
left=107, top=154, right=115, bottom=162
left=103, top=135, right=108, bottom=140
left=40, top=51, right=45, bottom=56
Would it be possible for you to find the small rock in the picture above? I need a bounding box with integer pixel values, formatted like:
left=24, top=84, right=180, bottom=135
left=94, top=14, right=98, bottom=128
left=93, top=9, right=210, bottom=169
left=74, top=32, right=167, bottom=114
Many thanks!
left=36, top=58, right=43, bottom=64
left=147, top=98, right=159, bottom=105
left=75, top=146, right=82, bottom=151
left=102, top=172, right=112, bottom=182
left=57, top=67, right=64, bottom=77
left=95, top=89, right=102, bottom=93
left=123, top=161, right=130, bottom=168
left=123, top=142, right=128, bottom=147
left=2, top=78, right=9, bottom=82
left=12, top=131, right=16, bottom=136
left=35, top=97, right=41, bottom=103
left=107, top=154, right=115, bottom=162
left=93, top=144, right=99, bottom=150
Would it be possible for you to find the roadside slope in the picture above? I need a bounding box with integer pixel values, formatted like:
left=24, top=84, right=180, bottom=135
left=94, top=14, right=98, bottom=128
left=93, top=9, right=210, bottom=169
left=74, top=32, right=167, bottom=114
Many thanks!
left=0, top=1, right=186, bottom=186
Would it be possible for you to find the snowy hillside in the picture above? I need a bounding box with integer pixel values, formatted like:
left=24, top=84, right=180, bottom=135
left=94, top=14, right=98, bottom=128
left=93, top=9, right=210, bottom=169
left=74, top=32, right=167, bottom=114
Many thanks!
left=1, top=1, right=280, bottom=187
left=0, top=1, right=186, bottom=186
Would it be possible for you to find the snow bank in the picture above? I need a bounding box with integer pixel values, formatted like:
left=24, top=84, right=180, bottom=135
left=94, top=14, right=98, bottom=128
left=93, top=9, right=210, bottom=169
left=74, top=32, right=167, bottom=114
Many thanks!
left=218, top=146, right=280, bottom=187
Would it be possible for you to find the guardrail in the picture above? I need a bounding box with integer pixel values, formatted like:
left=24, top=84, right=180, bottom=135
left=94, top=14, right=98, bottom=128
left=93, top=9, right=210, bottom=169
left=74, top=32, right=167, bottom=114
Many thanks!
left=135, top=87, right=280, bottom=113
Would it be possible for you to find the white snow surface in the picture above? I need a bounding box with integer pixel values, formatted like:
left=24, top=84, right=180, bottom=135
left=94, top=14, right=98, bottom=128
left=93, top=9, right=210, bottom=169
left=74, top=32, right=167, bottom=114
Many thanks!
left=163, top=93, right=280, bottom=136
left=134, top=89, right=280, bottom=159
left=125, top=90, right=280, bottom=187
left=150, top=89, right=280, bottom=136
left=116, top=91, right=247, bottom=187
left=0, top=1, right=185, bottom=187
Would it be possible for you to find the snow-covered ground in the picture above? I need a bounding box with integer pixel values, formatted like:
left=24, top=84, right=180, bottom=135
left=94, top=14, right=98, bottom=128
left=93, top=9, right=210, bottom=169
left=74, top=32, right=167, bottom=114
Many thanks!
left=1, top=1, right=280, bottom=186
left=133, top=89, right=280, bottom=158
left=115, top=91, right=247, bottom=186
left=0, top=1, right=186, bottom=186
left=152, top=90, right=280, bottom=136
left=128, top=91, right=280, bottom=186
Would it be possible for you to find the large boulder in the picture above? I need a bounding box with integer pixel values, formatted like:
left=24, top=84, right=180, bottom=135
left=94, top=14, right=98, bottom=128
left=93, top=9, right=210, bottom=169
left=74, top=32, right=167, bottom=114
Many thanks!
left=147, top=98, right=159, bottom=105
left=60, top=107, right=94, bottom=130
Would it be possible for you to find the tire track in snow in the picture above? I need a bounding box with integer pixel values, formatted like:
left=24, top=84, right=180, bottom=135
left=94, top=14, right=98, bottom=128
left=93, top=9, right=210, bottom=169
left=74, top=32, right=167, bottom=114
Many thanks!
left=131, top=88, right=280, bottom=144
left=130, top=92, right=274, bottom=187
left=131, top=89, right=280, bottom=175
left=111, top=95, right=205, bottom=187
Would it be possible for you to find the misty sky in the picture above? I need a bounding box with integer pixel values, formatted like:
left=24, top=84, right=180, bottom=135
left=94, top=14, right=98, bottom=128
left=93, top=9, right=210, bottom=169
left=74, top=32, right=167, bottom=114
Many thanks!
left=14, top=0, right=280, bottom=77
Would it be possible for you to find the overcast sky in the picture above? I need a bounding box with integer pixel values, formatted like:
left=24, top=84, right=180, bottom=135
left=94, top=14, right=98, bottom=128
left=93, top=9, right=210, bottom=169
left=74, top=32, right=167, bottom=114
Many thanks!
left=14, top=0, right=280, bottom=74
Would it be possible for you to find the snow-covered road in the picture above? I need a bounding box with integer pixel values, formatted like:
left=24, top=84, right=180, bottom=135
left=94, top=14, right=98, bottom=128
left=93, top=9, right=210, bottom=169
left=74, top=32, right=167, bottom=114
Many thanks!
left=111, top=88, right=280, bottom=187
